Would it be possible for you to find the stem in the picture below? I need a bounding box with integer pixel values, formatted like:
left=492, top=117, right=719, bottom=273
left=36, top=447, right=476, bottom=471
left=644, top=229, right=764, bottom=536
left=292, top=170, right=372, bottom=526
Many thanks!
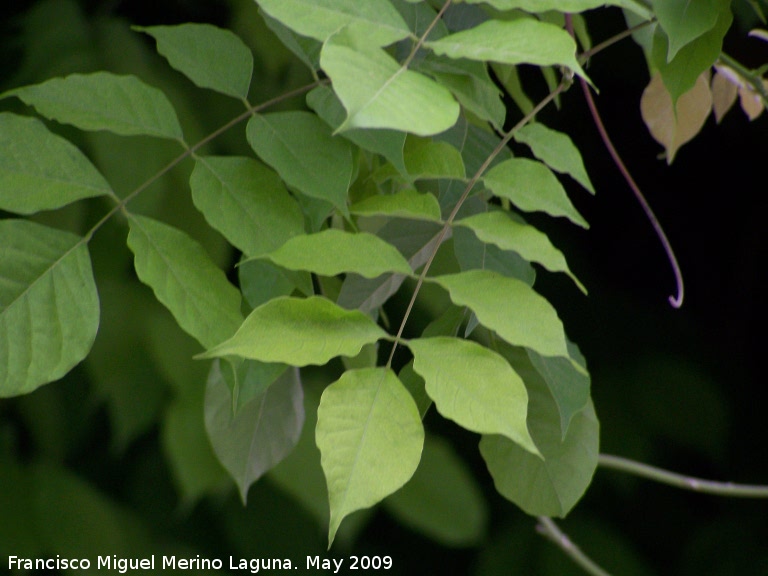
left=537, top=517, right=614, bottom=576
left=599, top=454, right=768, bottom=497
left=385, top=79, right=569, bottom=367
left=718, top=52, right=768, bottom=107
left=402, top=0, right=452, bottom=70
left=578, top=18, right=656, bottom=63
left=565, top=15, right=684, bottom=309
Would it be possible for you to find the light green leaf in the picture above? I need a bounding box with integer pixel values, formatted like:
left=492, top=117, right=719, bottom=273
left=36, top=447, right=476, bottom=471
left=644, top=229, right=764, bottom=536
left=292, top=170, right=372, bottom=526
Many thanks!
left=456, top=211, right=586, bottom=293
left=426, top=19, right=588, bottom=81
left=257, top=0, right=411, bottom=46
left=651, top=0, right=726, bottom=61
left=246, top=111, right=353, bottom=215
left=652, top=8, right=732, bottom=106
left=256, top=229, right=413, bottom=278
left=0, top=113, right=112, bottom=214
left=0, top=220, right=99, bottom=397
left=126, top=214, right=242, bottom=349
left=461, top=0, right=652, bottom=18
left=484, top=158, right=589, bottom=228
left=317, top=367, right=424, bottom=546
left=320, top=31, right=459, bottom=136
left=135, top=23, right=253, bottom=99
left=480, top=347, right=598, bottom=516
left=514, top=122, right=594, bottom=194
left=452, top=225, right=535, bottom=285
left=205, top=361, right=304, bottom=504
left=404, top=136, right=466, bottom=180
left=408, top=337, right=539, bottom=455
left=431, top=270, right=569, bottom=358
left=190, top=156, right=304, bottom=257
left=261, top=10, right=322, bottom=71
left=384, top=434, right=488, bottom=547
left=2, top=72, right=183, bottom=140
left=307, top=85, right=407, bottom=175
left=239, top=259, right=307, bottom=310
left=197, top=296, right=387, bottom=366
left=350, top=189, right=442, bottom=221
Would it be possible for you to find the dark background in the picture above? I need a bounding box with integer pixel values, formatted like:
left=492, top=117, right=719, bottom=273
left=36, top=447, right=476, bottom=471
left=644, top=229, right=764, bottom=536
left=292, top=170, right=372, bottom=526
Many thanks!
left=1, top=1, right=766, bottom=574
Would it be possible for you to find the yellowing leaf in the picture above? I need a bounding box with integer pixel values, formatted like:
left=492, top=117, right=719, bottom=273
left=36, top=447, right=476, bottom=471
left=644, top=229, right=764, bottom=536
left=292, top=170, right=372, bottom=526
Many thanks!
left=739, top=85, right=765, bottom=120
left=711, top=69, right=738, bottom=123
left=640, top=72, right=712, bottom=163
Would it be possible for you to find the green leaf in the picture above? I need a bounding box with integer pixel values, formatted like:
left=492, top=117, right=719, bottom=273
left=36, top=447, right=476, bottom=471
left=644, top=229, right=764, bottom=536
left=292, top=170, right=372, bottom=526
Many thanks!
left=483, top=158, right=589, bottom=228
left=239, top=259, right=308, bottom=310
left=320, top=31, right=460, bottom=136
left=257, top=0, right=411, bottom=46
left=261, top=10, right=322, bottom=71
left=461, top=0, right=652, bottom=18
left=197, top=296, right=387, bottom=366
left=456, top=211, right=586, bottom=292
left=409, top=337, right=539, bottom=455
left=205, top=361, right=304, bottom=504
left=479, top=349, right=599, bottom=516
left=135, top=23, right=253, bottom=99
left=307, top=86, right=407, bottom=175
left=452, top=225, right=535, bottom=285
left=246, top=111, right=353, bottom=215
left=2, top=72, right=183, bottom=140
left=0, top=113, right=112, bottom=214
left=403, top=136, right=466, bottom=180
left=350, top=189, right=442, bottom=221
left=190, top=156, right=305, bottom=257
left=384, top=434, right=488, bottom=547
left=426, top=19, right=588, bottom=81
left=126, top=214, right=243, bottom=349
left=256, top=229, right=413, bottom=278
left=0, top=220, right=99, bottom=397
left=652, top=8, right=732, bottom=106
left=431, top=270, right=569, bottom=358
left=316, top=367, right=424, bottom=546
left=514, top=122, right=594, bottom=194
left=651, top=0, right=726, bottom=61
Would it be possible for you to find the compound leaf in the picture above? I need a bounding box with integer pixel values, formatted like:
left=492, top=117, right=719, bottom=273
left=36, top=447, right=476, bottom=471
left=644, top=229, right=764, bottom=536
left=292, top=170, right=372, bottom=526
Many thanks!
left=256, top=229, right=413, bottom=278
left=197, top=296, right=387, bottom=366
left=408, top=337, right=538, bottom=455
left=126, top=214, right=242, bottom=349
left=2, top=72, right=183, bottom=140
left=317, top=367, right=423, bottom=546
left=0, top=113, right=112, bottom=214
left=350, top=189, right=441, bottom=221
left=190, top=156, right=304, bottom=257
left=246, top=111, right=353, bottom=215
left=432, top=270, right=569, bottom=358
left=651, top=0, right=726, bottom=61
left=0, top=220, right=99, bottom=397
left=483, top=158, right=589, bottom=228
left=403, top=136, right=466, bottom=180
left=205, top=361, right=304, bottom=504
left=135, top=23, right=253, bottom=99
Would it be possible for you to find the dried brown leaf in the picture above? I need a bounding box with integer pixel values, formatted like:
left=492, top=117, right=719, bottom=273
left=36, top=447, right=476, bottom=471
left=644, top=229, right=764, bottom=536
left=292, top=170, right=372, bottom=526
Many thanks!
left=711, top=70, right=738, bottom=123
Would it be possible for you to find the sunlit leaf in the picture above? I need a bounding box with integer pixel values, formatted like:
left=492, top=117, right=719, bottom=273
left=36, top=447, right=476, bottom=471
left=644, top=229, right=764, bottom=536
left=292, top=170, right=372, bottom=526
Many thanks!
left=197, top=296, right=387, bottom=366
left=480, top=347, right=598, bottom=517
left=384, top=434, right=488, bottom=547
left=350, top=189, right=442, bottom=221
left=514, top=122, right=594, bottom=194
left=0, top=220, right=99, bottom=397
left=257, top=0, right=411, bottom=46
left=651, top=0, right=727, bottom=61
left=205, top=361, right=304, bottom=504
left=246, top=111, right=353, bottom=215
left=640, top=72, right=712, bottom=164
left=190, top=156, right=304, bottom=257
left=317, top=368, right=423, bottom=546
left=135, top=23, right=253, bottom=99
left=0, top=113, right=112, bottom=214
left=427, top=19, right=587, bottom=81
left=2, top=72, right=183, bottom=140
left=455, top=211, right=586, bottom=292
left=320, top=31, right=459, bottom=136
left=483, top=158, right=589, bottom=228
left=126, top=214, right=242, bottom=349
left=431, top=270, right=569, bottom=358
left=255, top=229, right=413, bottom=278
left=403, top=136, right=466, bottom=180
left=409, top=337, right=539, bottom=455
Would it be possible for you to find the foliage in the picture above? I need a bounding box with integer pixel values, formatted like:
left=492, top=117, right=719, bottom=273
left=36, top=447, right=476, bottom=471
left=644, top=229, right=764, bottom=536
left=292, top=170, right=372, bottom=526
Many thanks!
left=1, top=0, right=766, bottom=572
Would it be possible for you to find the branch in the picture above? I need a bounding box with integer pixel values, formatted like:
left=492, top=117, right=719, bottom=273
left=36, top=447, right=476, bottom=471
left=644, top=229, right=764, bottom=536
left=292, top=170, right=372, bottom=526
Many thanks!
left=717, top=52, right=768, bottom=107
left=599, top=454, right=768, bottom=498
left=536, top=517, right=614, bottom=576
